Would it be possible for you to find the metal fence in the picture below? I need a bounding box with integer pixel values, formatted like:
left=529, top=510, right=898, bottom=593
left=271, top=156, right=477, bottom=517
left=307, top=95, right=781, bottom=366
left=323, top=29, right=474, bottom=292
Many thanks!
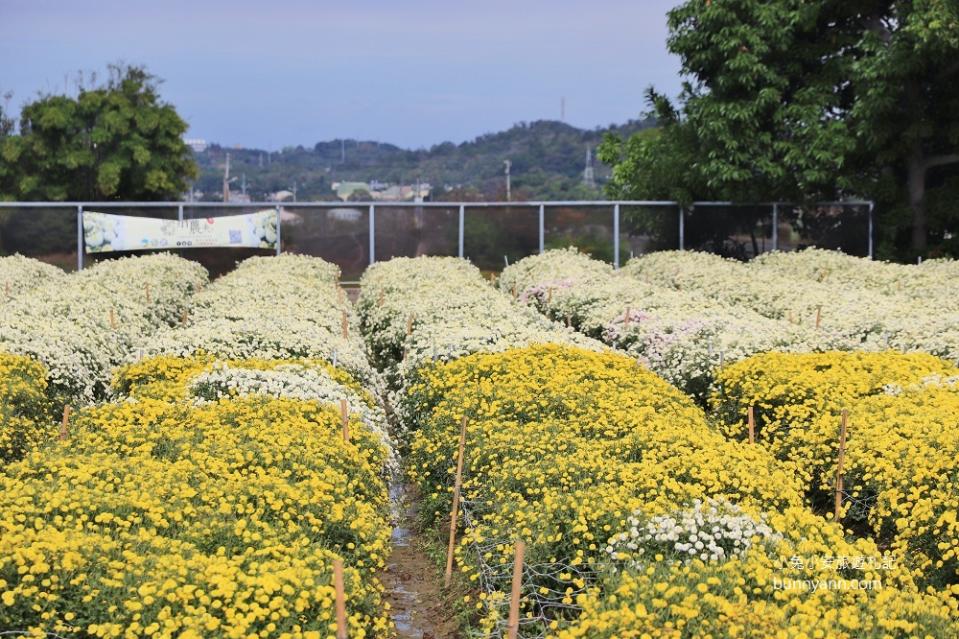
left=0, top=200, right=874, bottom=279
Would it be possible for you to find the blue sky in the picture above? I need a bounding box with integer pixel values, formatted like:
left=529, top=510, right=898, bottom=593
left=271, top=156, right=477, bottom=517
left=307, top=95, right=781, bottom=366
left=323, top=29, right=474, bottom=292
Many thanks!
left=0, top=0, right=683, bottom=149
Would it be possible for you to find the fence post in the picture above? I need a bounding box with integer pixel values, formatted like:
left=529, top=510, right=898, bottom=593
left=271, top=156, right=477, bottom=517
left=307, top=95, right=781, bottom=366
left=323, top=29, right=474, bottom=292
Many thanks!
left=178, top=203, right=184, bottom=223
left=867, top=202, right=874, bottom=259
left=678, top=205, right=685, bottom=250
left=613, top=203, right=621, bottom=269
left=368, top=204, right=376, bottom=265
left=275, top=205, right=282, bottom=256
left=771, top=203, right=779, bottom=251
left=76, top=205, right=84, bottom=270
left=538, top=203, right=545, bottom=254
left=458, top=204, right=465, bottom=258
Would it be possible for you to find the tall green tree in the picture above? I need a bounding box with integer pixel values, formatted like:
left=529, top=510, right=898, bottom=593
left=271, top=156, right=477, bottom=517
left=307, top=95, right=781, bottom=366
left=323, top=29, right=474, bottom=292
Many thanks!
left=600, top=0, right=959, bottom=258
left=0, top=64, right=196, bottom=201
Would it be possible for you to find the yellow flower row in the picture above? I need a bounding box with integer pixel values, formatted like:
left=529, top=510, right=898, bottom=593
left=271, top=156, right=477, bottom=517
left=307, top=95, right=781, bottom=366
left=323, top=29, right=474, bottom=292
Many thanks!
left=397, top=344, right=957, bottom=636
left=0, top=353, right=53, bottom=463
left=0, top=393, right=393, bottom=637
left=712, top=351, right=959, bottom=590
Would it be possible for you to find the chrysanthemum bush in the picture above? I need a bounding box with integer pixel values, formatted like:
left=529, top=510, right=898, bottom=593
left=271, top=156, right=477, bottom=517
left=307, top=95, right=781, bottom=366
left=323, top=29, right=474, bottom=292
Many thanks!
left=0, top=254, right=65, bottom=305
left=0, top=396, right=393, bottom=637
left=712, top=350, right=959, bottom=590
left=393, top=344, right=953, bottom=636
left=141, top=254, right=376, bottom=386
left=499, top=249, right=818, bottom=398
left=624, top=249, right=959, bottom=361
left=111, top=354, right=397, bottom=474
left=0, top=254, right=208, bottom=403
left=356, top=256, right=601, bottom=386
left=0, top=353, right=53, bottom=463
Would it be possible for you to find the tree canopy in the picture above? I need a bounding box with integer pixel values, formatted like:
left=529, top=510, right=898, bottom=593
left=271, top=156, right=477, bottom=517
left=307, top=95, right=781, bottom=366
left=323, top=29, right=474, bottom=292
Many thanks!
left=599, top=0, right=959, bottom=259
left=0, top=65, right=196, bottom=201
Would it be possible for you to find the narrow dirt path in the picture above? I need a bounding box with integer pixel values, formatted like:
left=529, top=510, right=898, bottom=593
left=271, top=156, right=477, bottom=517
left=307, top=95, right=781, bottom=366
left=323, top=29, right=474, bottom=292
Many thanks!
left=383, top=482, right=461, bottom=639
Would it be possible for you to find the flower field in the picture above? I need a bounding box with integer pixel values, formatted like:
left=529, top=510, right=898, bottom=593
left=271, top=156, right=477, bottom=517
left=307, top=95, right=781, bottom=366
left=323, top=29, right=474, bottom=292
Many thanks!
left=1, top=255, right=394, bottom=637
left=2, top=248, right=958, bottom=638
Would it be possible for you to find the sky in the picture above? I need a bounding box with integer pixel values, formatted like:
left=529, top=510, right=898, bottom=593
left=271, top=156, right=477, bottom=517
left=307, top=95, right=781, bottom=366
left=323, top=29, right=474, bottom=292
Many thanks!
left=0, top=0, right=684, bottom=150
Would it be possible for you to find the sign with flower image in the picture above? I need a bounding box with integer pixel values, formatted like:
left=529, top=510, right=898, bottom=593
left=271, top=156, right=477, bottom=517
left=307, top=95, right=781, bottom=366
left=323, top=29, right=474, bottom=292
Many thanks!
left=83, top=210, right=278, bottom=253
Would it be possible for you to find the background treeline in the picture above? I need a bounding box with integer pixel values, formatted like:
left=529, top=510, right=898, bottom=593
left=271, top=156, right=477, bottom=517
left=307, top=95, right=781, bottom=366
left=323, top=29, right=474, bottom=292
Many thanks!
left=191, top=118, right=656, bottom=202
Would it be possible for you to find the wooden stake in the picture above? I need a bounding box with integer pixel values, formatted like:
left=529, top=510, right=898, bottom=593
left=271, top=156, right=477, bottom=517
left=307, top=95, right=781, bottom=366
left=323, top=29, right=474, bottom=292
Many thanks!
left=747, top=405, right=755, bottom=444
left=444, top=416, right=468, bottom=588
left=333, top=558, right=347, bottom=639
left=180, top=308, right=189, bottom=325
left=59, top=406, right=72, bottom=441
left=406, top=315, right=414, bottom=336
left=340, top=399, right=350, bottom=443
left=377, top=290, right=385, bottom=307
left=623, top=307, right=631, bottom=328
left=341, top=311, right=349, bottom=339
left=506, top=539, right=526, bottom=639
left=546, top=287, right=552, bottom=305
left=510, top=283, right=517, bottom=299
left=3, top=281, right=10, bottom=298
left=109, top=307, right=117, bottom=330
left=834, top=409, right=848, bottom=519
left=815, top=306, right=822, bottom=330
left=338, top=287, right=346, bottom=304
left=145, top=284, right=152, bottom=304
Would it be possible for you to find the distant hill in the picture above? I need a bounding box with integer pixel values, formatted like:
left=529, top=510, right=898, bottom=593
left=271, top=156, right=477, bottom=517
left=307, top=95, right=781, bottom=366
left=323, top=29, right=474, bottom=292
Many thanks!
left=191, top=117, right=656, bottom=202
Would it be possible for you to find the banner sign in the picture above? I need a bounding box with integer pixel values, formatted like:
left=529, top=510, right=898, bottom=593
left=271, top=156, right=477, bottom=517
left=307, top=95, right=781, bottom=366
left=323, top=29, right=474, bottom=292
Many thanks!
left=83, top=210, right=278, bottom=253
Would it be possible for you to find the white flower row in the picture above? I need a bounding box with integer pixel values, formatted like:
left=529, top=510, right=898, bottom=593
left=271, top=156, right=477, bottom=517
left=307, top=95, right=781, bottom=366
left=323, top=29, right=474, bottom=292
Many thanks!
left=0, top=254, right=66, bottom=305
left=0, top=254, right=208, bottom=403
left=500, top=248, right=824, bottom=395
left=356, top=256, right=603, bottom=382
left=139, top=254, right=376, bottom=386
left=605, top=498, right=781, bottom=569
left=624, top=250, right=959, bottom=361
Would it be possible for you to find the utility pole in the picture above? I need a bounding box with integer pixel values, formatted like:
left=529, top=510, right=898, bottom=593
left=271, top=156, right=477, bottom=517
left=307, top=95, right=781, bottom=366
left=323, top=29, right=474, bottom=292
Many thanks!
left=222, top=152, right=231, bottom=202
left=504, top=160, right=512, bottom=202
left=241, top=173, right=247, bottom=196
left=341, top=139, right=345, bottom=163
left=292, top=179, right=298, bottom=202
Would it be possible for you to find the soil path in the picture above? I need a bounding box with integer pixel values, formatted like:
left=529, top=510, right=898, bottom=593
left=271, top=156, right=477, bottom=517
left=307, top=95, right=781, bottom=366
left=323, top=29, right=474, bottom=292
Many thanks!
left=383, top=482, right=461, bottom=639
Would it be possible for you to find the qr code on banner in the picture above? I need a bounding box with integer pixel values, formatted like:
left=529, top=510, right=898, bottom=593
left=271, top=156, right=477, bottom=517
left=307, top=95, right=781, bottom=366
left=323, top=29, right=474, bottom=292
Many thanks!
left=229, top=229, right=242, bottom=244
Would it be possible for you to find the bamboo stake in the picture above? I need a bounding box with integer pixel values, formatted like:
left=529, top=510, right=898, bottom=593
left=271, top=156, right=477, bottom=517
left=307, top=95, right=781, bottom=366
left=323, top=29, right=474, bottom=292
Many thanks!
left=4, top=281, right=10, bottom=298
left=341, top=311, right=349, bottom=339
left=340, top=399, right=350, bottom=443
left=406, top=315, right=415, bottom=336
left=59, top=406, right=72, bottom=441
left=444, top=416, right=468, bottom=588
left=815, top=306, right=822, bottom=330
left=109, top=308, right=117, bottom=330
left=546, top=287, right=552, bottom=305
left=333, top=558, right=347, bottom=639
left=506, top=539, right=526, bottom=639
left=747, top=406, right=755, bottom=444
left=623, top=307, right=631, bottom=328
left=834, top=409, right=849, bottom=519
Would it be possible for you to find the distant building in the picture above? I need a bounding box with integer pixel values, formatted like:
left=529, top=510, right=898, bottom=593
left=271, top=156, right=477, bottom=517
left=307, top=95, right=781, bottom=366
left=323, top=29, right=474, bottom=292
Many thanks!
left=269, top=190, right=295, bottom=202
left=332, top=181, right=431, bottom=202
left=184, top=138, right=209, bottom=153
left=227, top=192, right=251, bottom=204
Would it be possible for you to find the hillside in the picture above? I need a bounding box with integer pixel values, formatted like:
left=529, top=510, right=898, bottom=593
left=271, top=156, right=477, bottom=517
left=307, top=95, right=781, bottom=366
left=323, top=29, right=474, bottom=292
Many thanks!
left=191, top=117, right=656, bottom=202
